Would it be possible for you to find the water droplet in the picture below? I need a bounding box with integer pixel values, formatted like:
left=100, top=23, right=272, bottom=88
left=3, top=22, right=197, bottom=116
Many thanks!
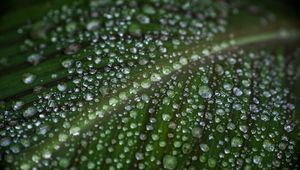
left=69, top=126, right=81, bottom=136
left=61, top=59, right=73, bottom=68
left=223, top=83, right=232, bottom=91
left=231, top=137, right=243, bottom=147
left=208, top=158, right=216, bottom=168
left=239, top=125, right=248, bottom=133
left=263, top=139, right=274, bottom=152
left=233, top=87, right=243, bottom=96
left=37, top=125, right=49, bottom=135
left=85, top=93, right=94, bottom=101
left=27, top=54, right=43, bottom=65
left=198, top=86, right=213, bottom=99
left=253, top=155, right=262, bottom=165
left=199, top=155, right=207, bottom=163
left=23, top=107, right=37, bottom=117
left=135, top=152, right=144, bottom=160
left=141, top=81, right=151, bottom=89
left=162, top=113, right=171, bottom=121
left=192, top=127, right=203, bottom=138
left=59, top=158, right=70, bottom=168
left=57, top=83, right=67, bottom=92
left=142, top=5, right=155, bottom=15
left=284, top=124, right=294, bottom=132
left=150, top=73, right=161, bottom=82
left=200, top=143, right=209, bottom=152
left=179, top=57, right=188, bottom=65
left=191, top=54, right=200, bottom=61
left=163, top=155, right=177, bottom=170
left=216, top=125, right=225, bottom=133
left=163, top=67, right=172, bottom=75
left=87, top=161, right=95, bottom=169
left=0, top=137, right=11, bottom=147
left=182, top=143, right=192, bottom=154
left=13, top=101, right=24, bottom=110
left=86, top=20, right=100, bottom=31
left=65, top=22, right=77, bottom=33
left=202, top=49, right=210, bottom=56
left=58, top=133, right=68, bottom=142
left=215, top=64, right=224, bottom=75
left=109, top=98, right=118, bottom=106
left=23, top=73, right=36, bottom=84
left=136, top=14, right=150, bottom=24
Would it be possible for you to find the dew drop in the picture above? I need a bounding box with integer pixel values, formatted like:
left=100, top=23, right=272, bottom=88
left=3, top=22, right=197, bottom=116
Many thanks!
left=231, top=137, right=243, bottom=147
left=85, top=93, right=94, bottom=101
left=200, top=143, right=209, bottom=152
left=253, top=155, right=262, bottom=165
left=182, top=143, right=192, bottom=154
left=69, top=126, right=81, bottom=136
left=162, top=113, right=171, bottom=121
left=163, top=155, right=177, bottom=170
left=135, top=152, right=144, bottom=160
left=57, top=83, right=67, bottom=92
left=13, top=101, right=24, bottom=111
left=150, top=73, right=161, bottom=82
left=27, top=54, right=43, bottom=65
left=0, top=137, right=11, bottom=147
left=198, top=86, right=213, bottom=99
left=136, top=14, right=150, bottom=24
left=263, top=139, right=274, bottom=152
left=192, top=127, right=203, bottom=138
left=61, top=59, right=73, bottom=68
left=233, top=87, right=243, bottom=96
left=23, top=107, right=37, bottom=118
left=23, top=73, right=36, bottom=84
left=142, top=5, right=155, bottom=15
left=141, top=81, right=151, bottom=89
left=86, top=20, right=100, bottom=31
left=208, top=158, right=216, bottom=168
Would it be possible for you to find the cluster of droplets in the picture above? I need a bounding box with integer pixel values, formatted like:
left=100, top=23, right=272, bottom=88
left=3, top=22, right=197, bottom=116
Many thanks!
left=0, top=0, right=299, bottom=169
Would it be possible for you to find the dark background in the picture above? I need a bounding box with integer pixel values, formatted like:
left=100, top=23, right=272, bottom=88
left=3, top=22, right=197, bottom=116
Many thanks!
left=0, top=0, right=300, bottom=17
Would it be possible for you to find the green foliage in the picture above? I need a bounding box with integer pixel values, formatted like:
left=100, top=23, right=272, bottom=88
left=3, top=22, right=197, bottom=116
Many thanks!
left=0, top=0, right=300, bottom=169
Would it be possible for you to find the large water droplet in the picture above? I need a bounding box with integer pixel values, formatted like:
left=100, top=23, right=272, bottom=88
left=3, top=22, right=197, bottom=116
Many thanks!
left=198, top=86, right=213, bottom=99
left=163, top=155, right=177, bottom=170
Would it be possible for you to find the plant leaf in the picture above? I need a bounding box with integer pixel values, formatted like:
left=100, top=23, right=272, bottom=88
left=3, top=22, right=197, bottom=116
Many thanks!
left=0, top=0, right=300, bottom=169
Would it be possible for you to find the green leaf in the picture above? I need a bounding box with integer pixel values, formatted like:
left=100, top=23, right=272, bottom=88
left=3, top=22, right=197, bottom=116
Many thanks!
left=1, top=0, right=300, bottom=169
